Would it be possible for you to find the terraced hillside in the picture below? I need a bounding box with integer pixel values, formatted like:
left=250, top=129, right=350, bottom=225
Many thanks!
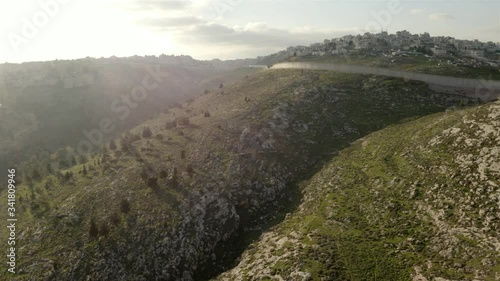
left=0, top=69, right=477, bottom=280
left=216, top=100, right=500, bottom=281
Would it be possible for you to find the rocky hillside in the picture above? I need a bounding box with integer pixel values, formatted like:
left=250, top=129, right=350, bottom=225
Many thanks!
left=216, top=100, right=500, bottom=281
left=0, top=69, right=479, bottom=280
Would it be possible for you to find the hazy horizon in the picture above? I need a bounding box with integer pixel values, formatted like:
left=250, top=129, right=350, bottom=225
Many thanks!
left=1, top=0, right=499, bottom=64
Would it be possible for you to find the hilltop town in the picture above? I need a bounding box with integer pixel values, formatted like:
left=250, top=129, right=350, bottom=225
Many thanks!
left=269, top=30, right=500, bottom=67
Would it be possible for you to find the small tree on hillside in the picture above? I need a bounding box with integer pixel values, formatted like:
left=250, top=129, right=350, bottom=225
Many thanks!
left=99, top=222, right=110, bottom=237
left=186, top=164, right=194, bottom=177
left=159, top=170, right=168, bottom=179
left=165, top=120, right=177, bottom=130
left=32, top=169, right=41, bottom=181
left=109, top=140, right=117, bottom=150
left=120, top=199, right=131, bottom=214
left=171, top=167, right=178, bottom=187
left=110, top=213, right=120, bottom=226
left=147, top=177, right=158, bottom=188
left=142, top=126, right=153, bottom=138
left=89, top=219, right=99, bottom=239
left=46, top=163, right=53, bottom=174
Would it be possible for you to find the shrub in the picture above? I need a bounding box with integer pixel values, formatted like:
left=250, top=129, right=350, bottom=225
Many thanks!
left=204, top=111, right=211, bottom=117
left=180, top=150, right=186, bottom=159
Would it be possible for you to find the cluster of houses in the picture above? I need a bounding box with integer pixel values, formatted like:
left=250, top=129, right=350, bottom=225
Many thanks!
left=282, top=30, right=500, bottom=62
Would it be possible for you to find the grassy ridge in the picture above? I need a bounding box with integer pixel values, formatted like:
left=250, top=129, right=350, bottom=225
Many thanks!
left=218, top=101, right=500, bottom=280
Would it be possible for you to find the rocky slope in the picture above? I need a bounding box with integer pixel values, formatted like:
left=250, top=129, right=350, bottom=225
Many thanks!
left=0, top=69, right=478, bottom=280
left=216, top=100, right=500, bottom=281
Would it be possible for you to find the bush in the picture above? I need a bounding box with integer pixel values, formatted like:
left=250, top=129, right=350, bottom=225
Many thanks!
left=180, top=150, right=186, bottom=159
left=204, top=111, right=211, bottom=117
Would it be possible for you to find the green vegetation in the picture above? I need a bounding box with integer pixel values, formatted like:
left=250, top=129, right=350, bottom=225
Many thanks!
left=219, top=100, right=500, bottom=280
left=0, top=63, right=489, bottom=280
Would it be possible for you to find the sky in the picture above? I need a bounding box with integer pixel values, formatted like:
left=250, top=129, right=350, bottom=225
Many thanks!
left=0, top=0, right=499, bottom=63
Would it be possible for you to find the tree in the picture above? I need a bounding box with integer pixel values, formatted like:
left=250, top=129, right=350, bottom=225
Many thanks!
left=186, top=164, right=194, bottom=177
left=46, top=163, right=53, bottom=174
left=70, top=155, right=77, bottom=166
left=219, top=83, right=224, bottom=89
left=89, top=219, right=99, bottom=239
left=204, top=111, right=211, bottom=117
left=110, top=213, right=121, bottom=225
left=147, top=177, right=158, bottom=188
left=99, top=222, right=110, bottom=237
left=32, top=169, right=41, bottom=180
left=171, top=167, right=178, bottom=187
left=165, top=120, right=177, bottom=130
left=64, top=171, right=73, bottom=181
left=109, top=140, right=117, bottom=150
left=140, top=170, right=148, bottom=182
left=142, top=126, right=153, bottom=138
left=82, top=165, right=88, bottom=176
left=120, top=199, right=131, bottom=214
left=176, top=117, right=190, bottom=126
left=180, top=150, right=186, bottom=159
left=159, top=170, right=168, bottom=179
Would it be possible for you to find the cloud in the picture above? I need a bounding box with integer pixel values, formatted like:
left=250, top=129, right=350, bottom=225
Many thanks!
left=409, top=9, right=425, bottom=15
left=131, top=0, right=190, bottom=11
left=428, top=13, right=455, bottom=21
left=139, top=16, right=205, bottom=29
left=175, top=22, right=360, bottom=49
